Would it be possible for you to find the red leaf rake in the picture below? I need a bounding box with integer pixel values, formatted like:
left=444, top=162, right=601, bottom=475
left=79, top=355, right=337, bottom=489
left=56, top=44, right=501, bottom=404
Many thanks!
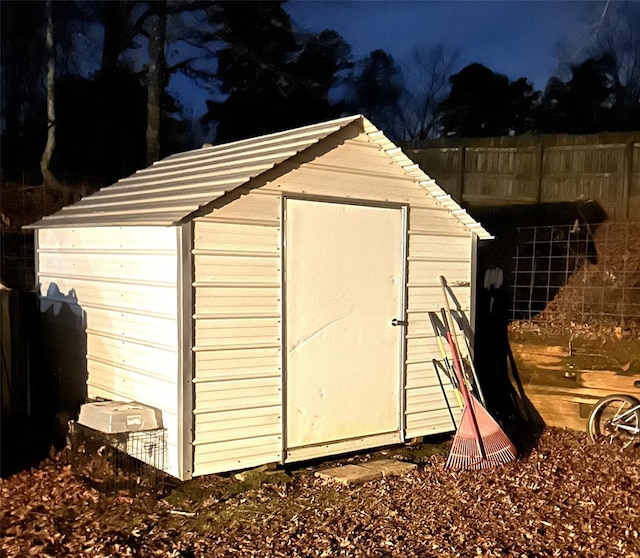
left=440, top=276, right=517, bottom=470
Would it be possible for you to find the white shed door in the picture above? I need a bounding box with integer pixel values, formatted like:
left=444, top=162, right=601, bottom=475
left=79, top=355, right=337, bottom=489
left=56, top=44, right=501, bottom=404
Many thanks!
left=284, top=199, right=405, bottom=451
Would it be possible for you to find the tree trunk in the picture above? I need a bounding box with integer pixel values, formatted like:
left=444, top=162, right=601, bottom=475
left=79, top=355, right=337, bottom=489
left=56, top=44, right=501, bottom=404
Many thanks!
left=146, top=2, right=166, bottom=166
left=40, top=0, right=61, bottom=189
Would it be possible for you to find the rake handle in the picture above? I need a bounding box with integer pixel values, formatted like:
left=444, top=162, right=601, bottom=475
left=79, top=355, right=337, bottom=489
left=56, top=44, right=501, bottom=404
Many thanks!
left=440, top=276, right=486, bottom=459
left=443, top=330, right=471, bottom=408
left=444, top=329, right=486, bottom=459
left=439, top=277, right=475, bottom=395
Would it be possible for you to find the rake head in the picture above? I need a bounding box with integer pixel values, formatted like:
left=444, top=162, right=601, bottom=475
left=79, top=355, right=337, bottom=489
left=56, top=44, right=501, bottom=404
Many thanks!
left=446, top=396, right=517, bottom=471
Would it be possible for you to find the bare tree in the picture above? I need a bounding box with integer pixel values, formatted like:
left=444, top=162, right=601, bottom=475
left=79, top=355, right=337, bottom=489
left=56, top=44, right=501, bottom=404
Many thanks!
left=554, top=0, right=639, bottom=100
left=591, top=0, right=640, bottom=106
left=396, top=44, right=460, bottom=143
left=40, top=0, right=61, bottom=188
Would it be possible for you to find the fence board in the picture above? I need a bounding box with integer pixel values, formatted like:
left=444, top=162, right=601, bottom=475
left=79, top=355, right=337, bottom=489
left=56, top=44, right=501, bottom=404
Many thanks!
left=1, top=289, right=37, bottom=421
left=406, top=133, right=640, bottom=220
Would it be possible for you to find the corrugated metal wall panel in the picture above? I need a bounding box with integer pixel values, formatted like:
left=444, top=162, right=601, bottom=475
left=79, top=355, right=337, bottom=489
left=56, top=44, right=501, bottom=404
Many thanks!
left=38, top=252, right=176, bottom=283
left=406, top=296, right=467, bottom=317
left=405, top=336, right=441, bottom=368
left=87, top=335, right=178, bottom=380
left=194, top=347, right=280, bottom=372
left=196, top=190, right=282, bottom=226
left=37, top=226, right=177, bottom=250
left=195, top=317, right=280, bottom=346
left=195, top=286, right=279, bottom=315
left=192, top=197, right=283, bottom=477
left=193, top=435, right=283, bottom=474
left=36, top=226, right=182, bottom=478
left=194, top=415, right=281, bottom=446
left=194, top=344, right=280, bottom=381
left=404, top=208, right=471, bottom=439
left=409, top=233, right=471, bottom=256
left=195, top=406, right=281, bottom=429
left=86, top=360, right=177, bottom=408
left=405, top=384, right=456, bottom=407
left=406, top=408, right=459, bottom=437
left=194, top=255, right=279, bottom=285
left=407, top=262, right=471, bottom=292
left=408, top=207, right=471, bottom=235
left=85, top=307, right=178, bottom=349
left=282, top=168, right=422, bottom=201
left=194, top=377, right=281, bottom=411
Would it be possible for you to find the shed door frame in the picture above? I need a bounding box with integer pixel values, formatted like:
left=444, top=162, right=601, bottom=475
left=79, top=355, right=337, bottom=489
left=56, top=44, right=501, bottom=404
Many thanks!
left=281, top=195, right=408, bottom=463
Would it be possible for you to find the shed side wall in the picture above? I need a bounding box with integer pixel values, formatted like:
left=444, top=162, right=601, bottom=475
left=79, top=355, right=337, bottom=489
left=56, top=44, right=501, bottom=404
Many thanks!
left=192, top=192, right=283, bottom=475
left=36, top=226, right=182, bottom=477
left=192, top=128, right=470, bottom=475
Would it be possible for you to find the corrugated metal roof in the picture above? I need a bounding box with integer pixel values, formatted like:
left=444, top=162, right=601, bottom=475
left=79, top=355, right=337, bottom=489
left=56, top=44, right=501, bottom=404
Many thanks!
left=26, top=115, right=492, bottom=239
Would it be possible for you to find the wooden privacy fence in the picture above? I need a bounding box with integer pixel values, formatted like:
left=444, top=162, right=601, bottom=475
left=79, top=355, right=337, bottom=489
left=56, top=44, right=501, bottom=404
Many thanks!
left=1, top=179, right=102, bottom=291
left=405, top=132, right=640, bottom=220
left=1, top=289, right=37, bottom=423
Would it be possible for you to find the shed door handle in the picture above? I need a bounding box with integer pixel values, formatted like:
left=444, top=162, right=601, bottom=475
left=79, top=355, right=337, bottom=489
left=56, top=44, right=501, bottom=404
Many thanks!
left=391, top=318, right=408, bottom=327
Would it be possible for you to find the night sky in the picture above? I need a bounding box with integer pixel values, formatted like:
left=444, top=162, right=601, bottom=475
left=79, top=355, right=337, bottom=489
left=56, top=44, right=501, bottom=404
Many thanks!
left=284, top=0, right=599, bottom=90
left=178, top=1, right=603, bottom=117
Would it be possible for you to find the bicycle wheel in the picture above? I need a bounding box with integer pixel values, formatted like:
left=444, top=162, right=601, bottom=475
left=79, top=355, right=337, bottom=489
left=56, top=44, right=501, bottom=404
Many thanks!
left=587, top=394, right=640, bottom=448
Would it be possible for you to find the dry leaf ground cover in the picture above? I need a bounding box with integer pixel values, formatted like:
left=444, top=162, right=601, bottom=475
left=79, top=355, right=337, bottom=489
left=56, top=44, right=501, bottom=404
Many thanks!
left=1, top=427, right=639, bottom=557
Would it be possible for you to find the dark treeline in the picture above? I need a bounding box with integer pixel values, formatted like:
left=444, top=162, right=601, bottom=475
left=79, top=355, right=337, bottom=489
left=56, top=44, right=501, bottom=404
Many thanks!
left=1, top=0, right=639, bottom=185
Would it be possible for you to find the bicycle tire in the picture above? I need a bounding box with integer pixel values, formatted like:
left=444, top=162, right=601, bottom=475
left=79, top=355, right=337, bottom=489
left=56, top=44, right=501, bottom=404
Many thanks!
left=587, top=394, right=640, bottom=447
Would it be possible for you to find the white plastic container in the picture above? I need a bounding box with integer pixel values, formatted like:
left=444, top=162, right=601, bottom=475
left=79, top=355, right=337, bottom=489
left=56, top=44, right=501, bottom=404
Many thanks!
left=77, top=401, right=162, bottom=433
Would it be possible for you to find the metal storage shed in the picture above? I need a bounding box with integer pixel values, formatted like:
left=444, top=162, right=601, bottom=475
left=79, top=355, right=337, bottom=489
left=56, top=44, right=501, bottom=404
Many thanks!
left=27, top=115, right=492, bottom=480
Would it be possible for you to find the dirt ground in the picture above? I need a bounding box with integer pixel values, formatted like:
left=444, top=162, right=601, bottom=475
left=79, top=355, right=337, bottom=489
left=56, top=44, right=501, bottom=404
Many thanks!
left=1, top=427, right=639, bottom=557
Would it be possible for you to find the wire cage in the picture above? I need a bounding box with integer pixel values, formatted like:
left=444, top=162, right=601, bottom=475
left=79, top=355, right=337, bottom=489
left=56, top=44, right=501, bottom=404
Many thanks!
left=510, top=221, right=640, bottom=330
left=69, top=421, right=167, bottom=496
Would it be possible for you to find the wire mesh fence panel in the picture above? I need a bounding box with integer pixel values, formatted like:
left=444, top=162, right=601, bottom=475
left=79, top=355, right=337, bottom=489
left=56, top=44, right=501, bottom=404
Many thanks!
left=510, top=221, right=640, bottom=331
